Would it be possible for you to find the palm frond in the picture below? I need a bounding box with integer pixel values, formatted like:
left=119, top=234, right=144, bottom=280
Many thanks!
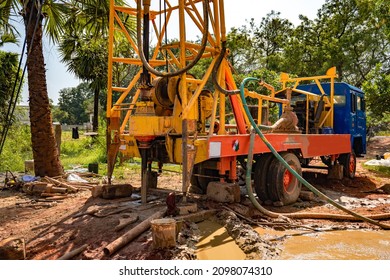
left=0, top=32, right=18, bottom=46
left=0, top=0, right=22, bottom=38
left=42, top=0, right=68, bottom=43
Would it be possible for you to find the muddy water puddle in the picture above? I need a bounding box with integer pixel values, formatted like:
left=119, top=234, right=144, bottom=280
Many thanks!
left=196, top=220, right=390, bottom=260
left=274, top=230, right=390, bottom=260
left=196, top=220, right=246, bottom=260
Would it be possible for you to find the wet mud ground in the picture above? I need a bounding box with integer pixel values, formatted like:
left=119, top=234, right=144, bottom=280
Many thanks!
left=0, top=136, right=389, bottom=260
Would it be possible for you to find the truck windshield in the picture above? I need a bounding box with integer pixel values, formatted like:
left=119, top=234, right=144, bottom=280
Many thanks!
left=357, top=96, right=362, bottom=110
left=333, top=95, right=346, bottom=106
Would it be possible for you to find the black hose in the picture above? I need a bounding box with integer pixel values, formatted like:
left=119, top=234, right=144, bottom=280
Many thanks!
left=136, top=0, right=209, bottom=78
left=211, top=43, right=240, bottom=95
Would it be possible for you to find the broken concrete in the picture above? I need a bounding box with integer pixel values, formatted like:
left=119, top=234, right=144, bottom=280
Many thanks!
left=327, top=163, right=344, bottom=180
left=206, top=182, right=240, bottom=203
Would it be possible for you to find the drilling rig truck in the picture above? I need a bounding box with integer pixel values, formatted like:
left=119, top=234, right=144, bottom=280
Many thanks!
left=106, top=0, right=366, bottom=206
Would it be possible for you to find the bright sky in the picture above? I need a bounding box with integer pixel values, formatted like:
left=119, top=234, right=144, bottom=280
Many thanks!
left=1, top=0, right=325, bottom=105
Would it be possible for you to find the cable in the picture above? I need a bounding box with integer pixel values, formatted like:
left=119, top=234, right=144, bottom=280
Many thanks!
left=211, top=42, right=240, bottom=95
left=136, top=0, right=209, bottom=78
left=0, top=0, right=42, bottom=154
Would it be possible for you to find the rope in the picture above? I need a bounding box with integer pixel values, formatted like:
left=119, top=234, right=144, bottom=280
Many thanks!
left=0, top=0, right=44, bottom=154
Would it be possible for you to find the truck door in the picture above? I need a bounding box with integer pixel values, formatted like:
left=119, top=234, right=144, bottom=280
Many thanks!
left=355, top=93, right=366, bottom=154
left=356, top=94, right=365, bottom=134
left=350, top=90, right=366, bottom=155
left=350, top=91, right=357, bottom=136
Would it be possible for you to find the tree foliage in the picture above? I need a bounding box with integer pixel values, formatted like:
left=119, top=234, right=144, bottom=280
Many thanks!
left=55, top=82, right=94, bottom=125
left=58, top=0, right=136, bottom=130
left=0, top=0, right=69, bottom=176
left=222, top=0, right=389, bottom=128
left=362, top=64, right=390, bottom=126
left=2, top=0, right=389, bottom=134
left=0, top=50, right=18, bottom=125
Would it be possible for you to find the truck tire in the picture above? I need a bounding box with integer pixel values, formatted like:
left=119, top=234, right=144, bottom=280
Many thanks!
left=320, top=155, right=332, bottom=167
left=190, top=164, right=201, bottom=192
left=339, top=152, right=356, bottom=179
left=253, top=153, right=274, bottom=202
left=195, top=162, right=220, bottom=193
left=267, top=152, right=302, bottom=205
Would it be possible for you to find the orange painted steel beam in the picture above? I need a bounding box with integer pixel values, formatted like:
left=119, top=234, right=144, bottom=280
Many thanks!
left=208, top=134, right=351, bottom=159
left=225, top=68, right=247, bottom=134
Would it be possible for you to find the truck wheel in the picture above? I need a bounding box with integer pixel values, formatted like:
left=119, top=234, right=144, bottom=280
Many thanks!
left=320, top=156, right=332, bottom=166
left=339, top=152, right=356, bottom=179
left=195, top=162, right=220, bottom=193
left=253, top=153, right=274, bottom=202
left=268, top=153, right=302, bottom=205
left=190, top=164, right=201, bottom=191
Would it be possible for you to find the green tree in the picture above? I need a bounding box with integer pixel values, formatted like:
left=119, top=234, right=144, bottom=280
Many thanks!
left=362, top=64, right=390, bottom=128
left=251, top=11, right=293, bottom=71
left=225, top=12, right=293, bottom=74
left=0, top=0, right=18, bottom=45
left=0, top=33, right=17, bottom=46
left=0, top=50, right=18, bottom=126
left=1, top=0, right=67, bottom=176
left=226, top=25, right=257, bottom=74
left=58, top=0, right=135, bottom=132
left=56, top=82, right=93, bottom=125
left=281, top=15, right=326, bottom=77
left=60, top=36, right=107, bottom=131
left=282, top=0, right=389, bottom=86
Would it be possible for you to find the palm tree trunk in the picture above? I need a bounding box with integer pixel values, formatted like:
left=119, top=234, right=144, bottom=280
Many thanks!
left=25, top=1, right=63, bottom=177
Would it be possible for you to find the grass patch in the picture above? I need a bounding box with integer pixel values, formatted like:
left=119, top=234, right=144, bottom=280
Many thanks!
left=363, top=163, right=390, bottom=177
left=376, top=131, right=390, bottom=136
left=1, top=123, right=183, bottom=180
left=60, top=131, right=106, bottom=170
left=0, top=124, right=32, bottom=172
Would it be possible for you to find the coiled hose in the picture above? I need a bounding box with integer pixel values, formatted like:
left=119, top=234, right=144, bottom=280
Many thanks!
left=136, top=0, right=209, bottom=78
left=239, top=77, right=390, bottom=230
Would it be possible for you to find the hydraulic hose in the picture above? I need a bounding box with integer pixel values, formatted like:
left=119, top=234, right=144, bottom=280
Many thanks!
left=211, top=43, right=240, bottom=95
left=241, top=77, right=390, bottom=230
left=245, top=132, right=280, bottom=219
left=245, top=131, right=390, bottom=222
left=136, top=0, right=209, bottom=78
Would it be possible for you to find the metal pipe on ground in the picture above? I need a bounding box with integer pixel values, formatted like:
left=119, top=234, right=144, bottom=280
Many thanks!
left=58, top=244, right=88, bottom=260
left=103, top=210, right=165, bottom=256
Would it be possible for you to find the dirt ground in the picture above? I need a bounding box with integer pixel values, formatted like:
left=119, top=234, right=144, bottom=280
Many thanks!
left=0, top=136, right=389, bottom=260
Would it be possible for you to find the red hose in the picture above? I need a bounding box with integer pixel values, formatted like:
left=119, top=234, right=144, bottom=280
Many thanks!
left=225, top=68, right=247, bottom=134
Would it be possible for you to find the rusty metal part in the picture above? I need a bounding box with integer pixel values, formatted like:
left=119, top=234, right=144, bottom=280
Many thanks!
left=58, top=244, right=88, bottom=260
left=115, top=214, right=139, bottom=232
left=271, top=107, right=300, bottom=133
left=152, top=77, right=174, bottom=109
left=103, top=209, right=165, bottom=256
left=166, top=192, right=179, bottom=216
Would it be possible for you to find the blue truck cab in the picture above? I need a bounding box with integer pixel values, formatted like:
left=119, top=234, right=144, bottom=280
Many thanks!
left=296, top=82, right=366, bottom=156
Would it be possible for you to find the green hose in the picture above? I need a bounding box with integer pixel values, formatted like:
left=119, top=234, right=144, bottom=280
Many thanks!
left=245, top=132, right=281, bottom=219
left=240, top=77, right=390, bottom=230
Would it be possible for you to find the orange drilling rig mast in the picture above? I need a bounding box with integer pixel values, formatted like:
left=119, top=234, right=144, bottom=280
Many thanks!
left=106, top=0, right=358, bottom=205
